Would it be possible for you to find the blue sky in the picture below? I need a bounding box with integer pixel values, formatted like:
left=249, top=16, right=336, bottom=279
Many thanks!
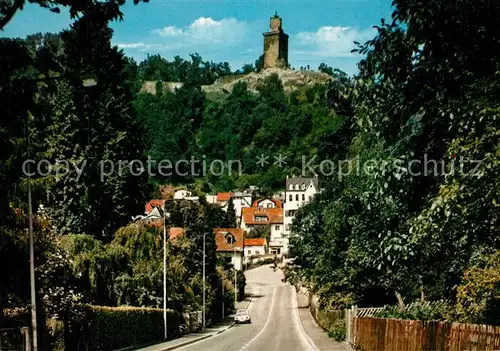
left=2, top=0, right=393, bottom=75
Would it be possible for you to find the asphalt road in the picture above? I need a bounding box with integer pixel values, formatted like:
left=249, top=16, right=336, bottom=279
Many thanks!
left=177, top=265, right=318, bottom=351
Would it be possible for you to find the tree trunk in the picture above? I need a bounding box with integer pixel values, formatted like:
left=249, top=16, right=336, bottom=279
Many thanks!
left=395, top=291, right=405, bottom=310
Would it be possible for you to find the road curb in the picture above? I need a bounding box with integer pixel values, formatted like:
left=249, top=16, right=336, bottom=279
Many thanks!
left=165, top=322, right=236, bottom=350
left=292, top=286, right=320, bottom=351
left=162, top=334, right=213, bottom=350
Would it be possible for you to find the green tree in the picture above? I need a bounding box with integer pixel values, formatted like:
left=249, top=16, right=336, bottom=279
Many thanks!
left=226, top=198, right=236, bottom=228
left=255, top=54, right=264, bottom=72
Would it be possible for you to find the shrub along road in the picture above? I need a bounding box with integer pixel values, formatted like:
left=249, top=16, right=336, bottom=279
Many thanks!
left=177, top=265, right=319, bottom=351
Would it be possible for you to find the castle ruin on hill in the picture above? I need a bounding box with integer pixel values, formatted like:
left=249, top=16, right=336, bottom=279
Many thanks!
left=263, top=12, right=289, bottom=69
left=141, top=14, right=334, bottom=96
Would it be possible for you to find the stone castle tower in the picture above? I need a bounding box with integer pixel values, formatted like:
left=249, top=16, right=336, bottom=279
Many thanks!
left=263, top=12, right=289, bottom=69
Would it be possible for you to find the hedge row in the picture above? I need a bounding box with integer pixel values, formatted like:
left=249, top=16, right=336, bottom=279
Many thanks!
left=87, top=305, right=181, bottom=350
left=2, top=305, right=182, bottom=351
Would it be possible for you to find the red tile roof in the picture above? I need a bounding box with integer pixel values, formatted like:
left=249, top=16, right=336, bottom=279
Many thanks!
left=169, top=227, right=185, bottom=241
left=213, top=228, right=244, bottom=252
left=252, top=198, right=283, bottom=208
left=145, top=220, right=163, bottom=228
left=216, top=192, right=232, bottom=202
left=145, top=199, right=164, bottom=214
left=244, top=238, right=267, bottom=247
left=242, top=207, right=283, bottom=225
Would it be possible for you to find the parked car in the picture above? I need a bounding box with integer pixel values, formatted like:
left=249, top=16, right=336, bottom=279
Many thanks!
left=234, top=309, right=251, bottom=324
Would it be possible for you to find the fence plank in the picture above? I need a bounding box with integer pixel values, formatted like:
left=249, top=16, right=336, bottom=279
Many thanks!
left=351, top=317, right=500, bottom=351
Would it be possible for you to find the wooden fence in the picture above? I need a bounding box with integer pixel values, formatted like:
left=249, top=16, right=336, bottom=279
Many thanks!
left=352, top=317, right=500, bottom=351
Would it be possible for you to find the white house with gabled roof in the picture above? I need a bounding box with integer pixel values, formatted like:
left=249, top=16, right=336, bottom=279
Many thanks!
left=283, top=175, right=320, bottom=245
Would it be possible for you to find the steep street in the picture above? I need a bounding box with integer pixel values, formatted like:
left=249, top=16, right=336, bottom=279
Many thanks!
left=177, top=265, right=319, bottom=351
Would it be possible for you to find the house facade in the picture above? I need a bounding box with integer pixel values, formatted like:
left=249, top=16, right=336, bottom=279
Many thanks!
left=249, top=198, right=285, bottom=255
left=213, top=228, right=245, bottom=271
left=214, top=191, right=253, bottom=226
left=133, top=199, right=165, bottom=225
left=240, top=199, right=285, bottom=256
left=283, top=175, right=320, bottom=244
left=244, top=238, right=268, bottom=257
left=173, top=189, right=199, bottom=201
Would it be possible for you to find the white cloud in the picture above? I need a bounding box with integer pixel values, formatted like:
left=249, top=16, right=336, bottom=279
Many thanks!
left=116, top=42, right=163, bottom=51
left=153, top=17, right=248, bottom=45
left=295, top=26, right=375, bottom=57
left=117, top=42, right=148, bottom=49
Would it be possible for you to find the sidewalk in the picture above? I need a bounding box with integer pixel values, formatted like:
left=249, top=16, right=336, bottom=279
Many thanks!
left=296, top=290, right=351, bottom=351
left=135, top=297, right=252, bottom=351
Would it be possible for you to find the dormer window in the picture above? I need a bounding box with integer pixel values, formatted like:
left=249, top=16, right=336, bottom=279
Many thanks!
left=225, top=233, right=235, bottom=244
left=289, top=184, right=293, bottom=190
left=301, top=183, right=306, bottom=190
left=295, top=184, right=299, bottom=190
left=255, top=216, right=267, bottom=222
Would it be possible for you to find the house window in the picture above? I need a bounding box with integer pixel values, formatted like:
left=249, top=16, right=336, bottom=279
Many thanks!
left=289, top=184, right=293, bottom=190
left=289, top=194, right=292, bottom=201
left=226, top=234, right=234, bottom=244
left=247, top=250, right=251, bottom=255
left=309, top=196, right=312, bottom=202
left=255, top=216, right=266, bottom=221
left=302, top=194, right=305, bottom=201
left=301, top=183, right=306, bottom=190
left=295, top=184, right=299, bottom=190
left=241, top=199, right=245, bottom=205
left=295, top=194, right=299, bottom=201
left=275, top=225, right=280, bottom=231
left=267, top=203, right=273, bottom=208
left=255, top=250, right=260, bottom=255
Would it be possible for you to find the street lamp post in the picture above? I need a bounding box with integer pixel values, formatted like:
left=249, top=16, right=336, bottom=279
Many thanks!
left=163, top=200, right=167, bottom=340
left=234, top=249, right=237, bottom=303
left=25, top=76, right=97, bottom=351
left=27, top=155, right=37, bottom=351
left=163, top=200, right=170, bottom=340
left=202, top=232, right=208, bottom=330
left=221, top=273, right=224, bottom=319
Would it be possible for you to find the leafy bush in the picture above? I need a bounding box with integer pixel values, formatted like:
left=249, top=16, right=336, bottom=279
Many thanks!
left=456, top=250, right=500, bottom=325
left=46, top=318, right=64, bottom=351
left=328, top=319, right=346, bottom=341
left=0, top=307, right=28, bottom=328
left=87, top=305, right=181, bottom=350
left=375, top=301, right=456, bottom=321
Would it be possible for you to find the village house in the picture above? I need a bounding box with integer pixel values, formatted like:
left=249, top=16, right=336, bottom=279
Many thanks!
left=213, top=228, right=245, bottom=271
left=240, top=199, right=284, bottom=256
left=283, top=175, right=320, bottom=245
left=244, top=238, right=268, bottom=257
left=132, top=199, right=165, bottom=225
left=212, top=191, right=253, bottom=226
left=173, top=189, right=199, bottom=201
left=251, top=198, right=286, bottom=255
